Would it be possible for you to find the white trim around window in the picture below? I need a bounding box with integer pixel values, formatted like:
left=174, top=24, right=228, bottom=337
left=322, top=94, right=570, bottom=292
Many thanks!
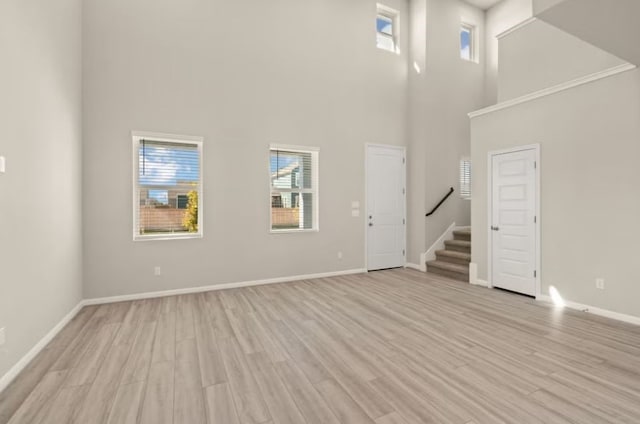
left=132, top=131, right=204, bottom=241
left=460, top=157, right=471, bottom=199
left=376, top=4, right=400, bottom=54
left=269, top=144, right=319, bottom=233
left=460, top=22, right=478, bottom=63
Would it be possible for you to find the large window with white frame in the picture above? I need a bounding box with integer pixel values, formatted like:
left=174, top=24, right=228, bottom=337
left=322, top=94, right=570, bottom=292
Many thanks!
left=133, top=132, right=203, bottom=240
left=270, top=146, right=319, bottom=232
left=376, top=4, right=399, bottom=53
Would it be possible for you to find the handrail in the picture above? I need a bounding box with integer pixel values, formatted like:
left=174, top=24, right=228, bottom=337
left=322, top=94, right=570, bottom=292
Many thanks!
left=425, top=187, right=454, bottom=217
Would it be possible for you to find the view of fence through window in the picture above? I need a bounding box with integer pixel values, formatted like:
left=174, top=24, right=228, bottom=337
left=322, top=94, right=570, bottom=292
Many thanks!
left=136, top=139, right=201, bottom=237
left=270, top=148, right=316, bottom=230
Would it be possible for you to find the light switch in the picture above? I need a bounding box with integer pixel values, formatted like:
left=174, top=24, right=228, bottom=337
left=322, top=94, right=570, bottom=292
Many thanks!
left=0, top=156, right=5, bottom=173
left=352, top=209, right=360, bottom=217
left=351, top=201, right=359, bottom=209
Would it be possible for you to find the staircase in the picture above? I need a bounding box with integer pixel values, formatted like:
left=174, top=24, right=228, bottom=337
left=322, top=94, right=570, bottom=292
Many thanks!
left=426, top=227, right=470, bottom=282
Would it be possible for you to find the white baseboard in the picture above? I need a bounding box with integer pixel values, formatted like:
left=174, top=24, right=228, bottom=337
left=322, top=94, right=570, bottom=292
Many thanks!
left=474, top=279, right=489, bottom=287
left=1, top=268, right=367, bottom=393
left=469, top=263, right=489, bottom=287
left=405, top=263, right=425, bottom=272
left=84, top=268, right=367, bottom=306
left=7, top=267, right=636, bottom=398
left=0, top=300, right=86, bottom=393
left=537, top=295, right=640, bottom=326
left=469, top=263, right=477, bottom=285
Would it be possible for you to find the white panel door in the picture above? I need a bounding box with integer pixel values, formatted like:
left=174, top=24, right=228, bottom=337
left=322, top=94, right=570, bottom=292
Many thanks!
left=367, top=145, right=406, bottom=271
left=491, top=149, right=537, bottom=296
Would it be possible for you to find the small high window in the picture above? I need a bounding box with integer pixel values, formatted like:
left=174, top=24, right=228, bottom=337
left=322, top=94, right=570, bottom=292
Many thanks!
left=460, top=23, right=476, bottom=62
left=133, top=133, right=203, bottom=240
left=376, top=4, right=399, bottom=53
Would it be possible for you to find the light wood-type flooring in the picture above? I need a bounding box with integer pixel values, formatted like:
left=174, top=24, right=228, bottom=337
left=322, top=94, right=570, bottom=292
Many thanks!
left=2, top=269, right=640, bottom=423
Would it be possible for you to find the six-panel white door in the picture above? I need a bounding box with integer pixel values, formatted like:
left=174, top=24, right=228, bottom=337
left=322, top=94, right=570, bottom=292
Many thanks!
left=491, top=149, right=537, bottom=296
left=367, top=145, right=406, bottom=271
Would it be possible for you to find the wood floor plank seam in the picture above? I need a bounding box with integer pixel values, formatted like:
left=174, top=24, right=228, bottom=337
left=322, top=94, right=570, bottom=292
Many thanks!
left=3, top=269, right=640, bottom=424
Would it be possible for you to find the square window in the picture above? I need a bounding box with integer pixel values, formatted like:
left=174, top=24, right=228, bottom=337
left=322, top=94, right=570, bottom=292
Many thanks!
left=177, top=194, right=189, bottom=209
left=133, top=133, right=203, bottom=240
left=376, top=4, right=399, bottom=53
left=270, top=146, right=319, bottom=232
left=460, top=23, right=476, bottom=62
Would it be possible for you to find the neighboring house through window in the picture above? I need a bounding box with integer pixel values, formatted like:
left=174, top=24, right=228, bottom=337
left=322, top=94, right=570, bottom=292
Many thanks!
left=270, top=146, right=319, bottom=232
left=177, top=194, right=188, bottom=209
left=133, top=132, right=203, bottom=240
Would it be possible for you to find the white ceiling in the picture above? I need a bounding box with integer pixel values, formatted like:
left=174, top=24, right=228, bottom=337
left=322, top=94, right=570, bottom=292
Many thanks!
left=464, top=0, right=503, bottom=10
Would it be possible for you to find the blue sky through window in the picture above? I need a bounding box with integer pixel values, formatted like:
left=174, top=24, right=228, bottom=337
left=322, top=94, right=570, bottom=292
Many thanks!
left=139, top=145, right=199, bottom=203
left=461, top=26, right=471, bottom=60
left=377, top=16, right=393, bottom=35
left=270, top=151, right=298, bottom=174
left=148, top=189, right=169, bottom=204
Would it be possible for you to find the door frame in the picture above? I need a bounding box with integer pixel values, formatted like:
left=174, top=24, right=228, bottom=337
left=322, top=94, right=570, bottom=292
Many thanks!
left=364, top=143, right=407, bottom=271
left=487, top=143, right=541, bottom=298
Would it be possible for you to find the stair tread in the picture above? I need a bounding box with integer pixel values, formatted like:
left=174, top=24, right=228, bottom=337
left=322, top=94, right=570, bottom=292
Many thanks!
left=453, top=228, right=471, bottom=235
left=426, top=260, right=469, bottom=274
left=444, top=239, right=471, bottom=247
left=435, top=249, right=471, bottom=260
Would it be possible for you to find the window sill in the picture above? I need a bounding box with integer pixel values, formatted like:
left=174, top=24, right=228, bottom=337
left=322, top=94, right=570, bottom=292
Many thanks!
left=377, top=46, right=401, bottom=55
left=270, top=228, right=319, bottom=234
left=134, top=233, right=203, bottom=242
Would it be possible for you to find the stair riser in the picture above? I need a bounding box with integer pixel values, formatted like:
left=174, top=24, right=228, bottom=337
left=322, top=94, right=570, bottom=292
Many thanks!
left=428, top=267, right=469, bottom=282
left=435, top=254, right=470, bottom=266
left=453, top=233, right=471, bottom=242
left=444, top=244, right=470, bottom=254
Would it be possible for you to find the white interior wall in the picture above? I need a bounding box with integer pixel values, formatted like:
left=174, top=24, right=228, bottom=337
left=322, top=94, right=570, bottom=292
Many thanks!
left=532, top=0, right=564, bottom=14
left=535, top=0, right=640, bottom=66
left=0, top=0, right=83, bottom=383
left=406, top=0, right=485, bottom=265
left=82, top=0, right=410, bottom=298
left=485, top=0, right=532, bottom=105
left=406, top=0, right=429, bottom=265
left=3, top=0, right=638, bottom=393
left=498, top=19, right=626, bottom=101
left=471, top=68, right=640, bottom=317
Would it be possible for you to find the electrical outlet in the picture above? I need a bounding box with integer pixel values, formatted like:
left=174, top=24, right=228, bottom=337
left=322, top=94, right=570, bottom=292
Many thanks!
left=337, top=251, right=343, bottom=260
left=0, top=328, right=6, bottom=346
left=596, top=278, right=605, bottom=290
left=154, top=266, right=161, bottom=276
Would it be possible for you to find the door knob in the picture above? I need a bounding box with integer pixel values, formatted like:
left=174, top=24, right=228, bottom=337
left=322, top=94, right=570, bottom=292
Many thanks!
left=491, top=226, right=499, bottom=231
